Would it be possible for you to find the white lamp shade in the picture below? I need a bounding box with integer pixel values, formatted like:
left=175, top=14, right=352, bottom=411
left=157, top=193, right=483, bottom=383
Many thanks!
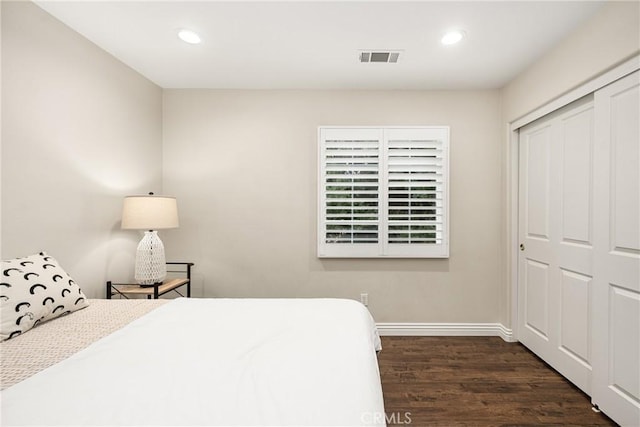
left=121, top=195, right=179, bottom=230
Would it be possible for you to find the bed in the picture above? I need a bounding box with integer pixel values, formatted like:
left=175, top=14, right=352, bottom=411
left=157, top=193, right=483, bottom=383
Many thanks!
left=1, top=297, right=386, bottom=426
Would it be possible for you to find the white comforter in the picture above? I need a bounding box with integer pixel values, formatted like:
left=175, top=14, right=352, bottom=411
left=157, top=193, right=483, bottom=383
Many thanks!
left=1, top=298, right=385, bottom=426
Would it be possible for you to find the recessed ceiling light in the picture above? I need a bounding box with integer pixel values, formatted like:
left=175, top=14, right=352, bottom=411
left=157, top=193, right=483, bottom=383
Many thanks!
left=178, top=29, right=201, bottom=45
left=441, top=30, right=465, bottom=46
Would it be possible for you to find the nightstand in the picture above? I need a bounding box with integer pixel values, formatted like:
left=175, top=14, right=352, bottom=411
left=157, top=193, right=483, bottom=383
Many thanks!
left=106, top=262, right=194, bottom=299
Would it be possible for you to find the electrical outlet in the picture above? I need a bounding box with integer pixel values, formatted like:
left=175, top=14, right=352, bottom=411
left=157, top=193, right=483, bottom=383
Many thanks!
left=360, top=293, right=369, bottom=307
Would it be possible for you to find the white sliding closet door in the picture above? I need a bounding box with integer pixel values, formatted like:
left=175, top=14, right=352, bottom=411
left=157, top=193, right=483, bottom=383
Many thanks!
left=591, top=71, right=640, bottom=427
left=518, top=70, right=640, bottom=426
left=518, top=96, right=595, bottom=395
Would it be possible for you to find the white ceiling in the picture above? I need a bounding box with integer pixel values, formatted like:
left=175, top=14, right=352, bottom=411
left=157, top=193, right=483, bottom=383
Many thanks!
left=35, top=1, right=605, bottom=90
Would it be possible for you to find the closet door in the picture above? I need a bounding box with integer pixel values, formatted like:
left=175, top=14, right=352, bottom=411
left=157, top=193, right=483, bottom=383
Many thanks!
left=518, top=96, right=595, bottom=395
left=591, top=71, right=640, bottom=426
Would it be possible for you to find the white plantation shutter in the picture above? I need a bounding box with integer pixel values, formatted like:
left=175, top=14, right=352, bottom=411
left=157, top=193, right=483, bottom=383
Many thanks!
left=318, top=128, right=382, bottom=257
left=384, top=128, right=449, bottom=257
left=319, top=127, right=449, bottom=258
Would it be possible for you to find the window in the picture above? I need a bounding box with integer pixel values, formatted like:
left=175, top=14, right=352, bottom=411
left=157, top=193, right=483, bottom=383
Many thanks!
left=318, top=127, right=449, bottom=258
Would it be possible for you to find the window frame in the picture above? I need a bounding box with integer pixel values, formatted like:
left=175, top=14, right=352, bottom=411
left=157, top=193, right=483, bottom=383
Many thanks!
left=317, top=126, right=450, bottom=258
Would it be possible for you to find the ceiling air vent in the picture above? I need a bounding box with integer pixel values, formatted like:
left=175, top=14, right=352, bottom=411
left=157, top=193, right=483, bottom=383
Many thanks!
left=359, top=51, right=401, bottom=63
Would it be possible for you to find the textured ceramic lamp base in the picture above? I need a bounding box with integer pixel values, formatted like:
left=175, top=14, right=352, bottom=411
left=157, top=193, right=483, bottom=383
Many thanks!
left=135, top=230, right=167, bottom=285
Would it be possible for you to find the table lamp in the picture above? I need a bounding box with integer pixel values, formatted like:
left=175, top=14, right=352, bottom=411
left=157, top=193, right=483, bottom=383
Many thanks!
left=121, top=193, right=179, bottom=285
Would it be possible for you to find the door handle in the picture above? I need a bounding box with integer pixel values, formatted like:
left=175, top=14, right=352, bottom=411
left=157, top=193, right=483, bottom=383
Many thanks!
left=520, top=244, right=525, bottom=251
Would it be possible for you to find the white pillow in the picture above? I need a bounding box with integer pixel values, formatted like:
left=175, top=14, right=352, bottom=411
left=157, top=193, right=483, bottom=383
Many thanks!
left=1, top=252, right=89, bottom=341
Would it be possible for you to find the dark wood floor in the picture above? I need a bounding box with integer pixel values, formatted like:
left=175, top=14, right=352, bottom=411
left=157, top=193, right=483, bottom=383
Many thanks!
left=378, top=336, right=617, bottom=426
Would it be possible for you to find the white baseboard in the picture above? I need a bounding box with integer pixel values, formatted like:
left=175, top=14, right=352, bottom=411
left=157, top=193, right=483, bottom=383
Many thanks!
left=376, top=322, right=516, bottom=342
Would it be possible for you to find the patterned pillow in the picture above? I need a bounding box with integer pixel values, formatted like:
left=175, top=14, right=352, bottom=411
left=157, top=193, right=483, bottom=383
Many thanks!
left=1, top=252, right=89, bottom=341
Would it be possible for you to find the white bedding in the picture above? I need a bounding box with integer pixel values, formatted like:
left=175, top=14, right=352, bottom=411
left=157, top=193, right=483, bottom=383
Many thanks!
left=1, top=298, right=385, bottom=426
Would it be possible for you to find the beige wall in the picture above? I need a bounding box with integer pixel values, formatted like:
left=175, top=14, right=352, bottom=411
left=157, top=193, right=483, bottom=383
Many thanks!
left=163, top=89, right=503, bottom=323
left=1, top=1, right=163, bottom=297
left=499, top=1, right=640, bottom=328
left=502, top=1, right=640, bottom=122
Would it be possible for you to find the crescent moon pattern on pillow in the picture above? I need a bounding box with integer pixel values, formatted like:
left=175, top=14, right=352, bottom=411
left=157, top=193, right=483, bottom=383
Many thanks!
left=0, top=252, right=90, bottom=341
